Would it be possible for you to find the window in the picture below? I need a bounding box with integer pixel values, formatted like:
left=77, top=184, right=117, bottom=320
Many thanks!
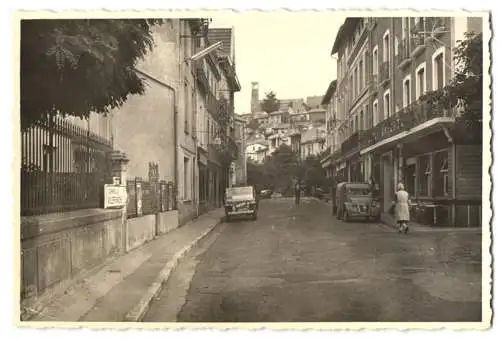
left=192, top=89, right=197, bottom=135
left=432, top=48, right=445, bottom=90
left=402, top=17, right=407, bottom=40
left=383, top=30, right=390, bottom=62
left=417, top=155, right=432, bottom=197
left=183, top=24, right=190, bottom=61
left=383, top=90, right=391, bottom=119
left=184, top=82, right=189, bottom=134
left=416, top=63, right=426, bottom=98
left=403, top=75, right=411, bottom=107
left=365, top=104, right=370, bottom=128
left=350, top=74, right=354, bottom=102
left=404, top=161, right=417, bottom=197
left=435, top=151, right=449, bottom=196
left=372, top=46, right=379, bottom=74
left=395, top=36, right=399, bottom=56
left=355, top=115, right=359, bottom=132
left=354, top=67, right=358, bottom=96
left=359, top=59, right=364, bottom=89
left=372, top=100, right=379, bottom=126
left=360, top=110, right=364, bottom=131
left=183, top=157, right=190, bottom=200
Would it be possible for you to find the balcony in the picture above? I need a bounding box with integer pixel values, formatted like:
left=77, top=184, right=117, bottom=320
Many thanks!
left=341, top=131, right=369, bottom=159
left=424, top=17, right=447, bottom=42
left=379, top=61, right=390, bottom=87
left=217, top=97, right=230, bottom=126
left=359, top=100, right=456, bottom=150
left=410, top=19, right=426, bottom=58
left=397, top=39, right=412, bottom=70
left=195, top=65, right=209, bottom=93
left=368, top=73, right=379, bottom=94
left=331, top=147, right=342, bottom=162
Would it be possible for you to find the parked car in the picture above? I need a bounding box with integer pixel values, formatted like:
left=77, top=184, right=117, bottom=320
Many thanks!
left=313, top=186, right=331, bottom=202
left=334, top=182, right=380, bottom=222
left=224, top=186, right=259, bottom=222
left=260, top=189, right=273, bottom=199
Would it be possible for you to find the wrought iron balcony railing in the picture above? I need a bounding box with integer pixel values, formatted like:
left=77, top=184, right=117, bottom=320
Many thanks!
left=359, top=100, right=456, bottom=150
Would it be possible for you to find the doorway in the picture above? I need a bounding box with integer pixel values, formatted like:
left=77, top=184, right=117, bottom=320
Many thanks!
left=382, top=153, right=393, bottom=212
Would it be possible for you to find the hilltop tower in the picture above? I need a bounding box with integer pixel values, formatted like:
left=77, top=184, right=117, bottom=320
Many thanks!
left=250, top=82, right=259, bottom=115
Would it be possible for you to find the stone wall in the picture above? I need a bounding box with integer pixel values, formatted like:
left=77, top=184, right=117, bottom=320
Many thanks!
left=21, top=209, right=124, bottom=319
left=20, top=206, right=181, bottom=320
left=157, top=210, right=180, bottom=235
left=126, top=214, right=156, bottom=251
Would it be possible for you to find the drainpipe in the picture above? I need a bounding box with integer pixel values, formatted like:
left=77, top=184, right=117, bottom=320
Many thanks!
left=175, top=20, right=182, bottom=202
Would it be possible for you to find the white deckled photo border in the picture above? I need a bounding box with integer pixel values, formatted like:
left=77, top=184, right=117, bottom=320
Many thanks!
left=4, top=2, right=495, bottom=336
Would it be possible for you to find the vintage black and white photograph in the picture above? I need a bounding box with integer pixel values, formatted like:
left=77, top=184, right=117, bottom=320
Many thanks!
left=16, top=10, right=491, bottom=329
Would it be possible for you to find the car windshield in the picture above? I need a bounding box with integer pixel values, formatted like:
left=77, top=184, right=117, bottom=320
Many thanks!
left=346, top=187, right=371, bottom=196
left=226, top=187, right=254, bottom=199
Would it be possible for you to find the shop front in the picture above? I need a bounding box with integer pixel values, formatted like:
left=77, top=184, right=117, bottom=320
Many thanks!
left=362, top=126, right=482, bottom=227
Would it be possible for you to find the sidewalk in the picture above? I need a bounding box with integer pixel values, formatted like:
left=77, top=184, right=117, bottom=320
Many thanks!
left=26, top=208, right=225, bottom=323
left=314, top=198, right=481, bottom=232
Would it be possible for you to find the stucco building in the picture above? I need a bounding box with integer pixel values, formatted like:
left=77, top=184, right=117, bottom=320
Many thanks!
left=329, top=16, right=484, bottom=227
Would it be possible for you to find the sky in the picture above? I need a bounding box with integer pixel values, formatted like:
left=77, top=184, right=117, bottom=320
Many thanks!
left=210, top=11, right=345, bottom=114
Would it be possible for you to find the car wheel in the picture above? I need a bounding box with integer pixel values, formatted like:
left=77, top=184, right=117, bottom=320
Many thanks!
left=225, top=214, right=231, bottom=222
left=251, top=213, right=257, bottom=220
left=343, top=210, right=349, bottom=222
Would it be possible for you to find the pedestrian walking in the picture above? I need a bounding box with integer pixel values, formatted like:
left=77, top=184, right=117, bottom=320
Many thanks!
left=393, top=182, right=410, bottom=233
left=294, top=181, right=301, bottom=206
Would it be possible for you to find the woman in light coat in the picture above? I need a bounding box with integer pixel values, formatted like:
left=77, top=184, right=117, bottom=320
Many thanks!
left=394, top=183, right=410, bottom=233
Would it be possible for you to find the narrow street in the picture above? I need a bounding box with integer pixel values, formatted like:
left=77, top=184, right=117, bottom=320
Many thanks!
left=143, top=198, right=482, bottom=323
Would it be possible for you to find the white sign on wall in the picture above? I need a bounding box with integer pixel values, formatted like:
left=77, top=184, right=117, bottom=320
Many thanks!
left=104, top=184, right=127, bottom=209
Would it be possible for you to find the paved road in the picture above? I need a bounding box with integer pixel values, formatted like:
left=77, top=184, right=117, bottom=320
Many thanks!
left=143, top=198, right=482, bottom=322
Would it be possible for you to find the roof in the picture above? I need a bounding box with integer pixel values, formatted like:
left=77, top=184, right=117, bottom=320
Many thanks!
left=321, top=80, right=338, bottom=105
left=246, top=140, right=268, bottom=148
left=254, top=112, right=269, bottom=118
left=208, top=28, right=234, bottom=61
left=331, top=18, right=361, bottom=55
left=274, top=123, right=290, bottom=129
left=300, top=127, right=326, bottom=144
left=234, top=115, right=246, bottom=123
left=269, top=111, right=284, bottom=116
left=305, top=96, right=323, bottom=109
left=308, top=108, right=326, bottom=114
left=279, top=98, right=304, bottom=110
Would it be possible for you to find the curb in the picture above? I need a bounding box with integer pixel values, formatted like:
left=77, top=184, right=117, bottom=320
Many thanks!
left=124, top=215, right=225, bottom=322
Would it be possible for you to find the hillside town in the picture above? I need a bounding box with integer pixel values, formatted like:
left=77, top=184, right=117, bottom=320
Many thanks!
left=240, top=85, right=329, bottom=165
left=18, top=14, right=488, bottom=325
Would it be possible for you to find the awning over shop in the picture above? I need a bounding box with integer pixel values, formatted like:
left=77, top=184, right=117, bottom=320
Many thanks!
left=360, top=117, right=454, bottom=155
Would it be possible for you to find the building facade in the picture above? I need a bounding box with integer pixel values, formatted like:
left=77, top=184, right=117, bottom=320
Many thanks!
left=300, top=126, right=327, bottom=160
left=330, top=16, right=483, bottom=227
left=231, top=115, right=248, bottom=186
left=320, top=79, right=338, bottom=179
left=195, top=31, right=224, bottom=215
left=246, top=142, right=269, bottom=164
